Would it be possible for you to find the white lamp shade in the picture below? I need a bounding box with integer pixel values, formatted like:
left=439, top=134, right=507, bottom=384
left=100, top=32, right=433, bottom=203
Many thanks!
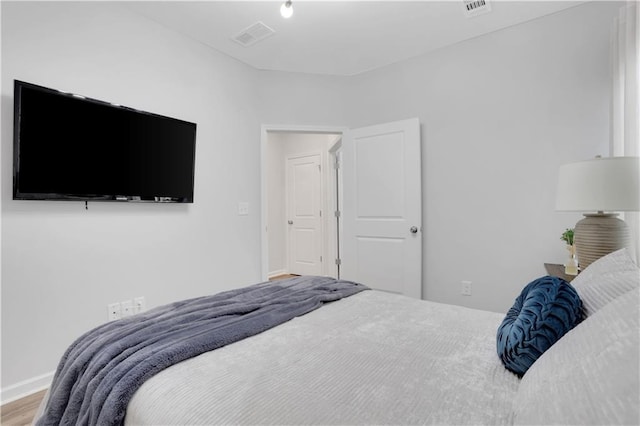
left=556, top=156, right=640, bottom=212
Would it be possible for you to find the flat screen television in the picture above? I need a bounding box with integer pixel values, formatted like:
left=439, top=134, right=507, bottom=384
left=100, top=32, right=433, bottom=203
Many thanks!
left=13, top=80, right=197, bottom=203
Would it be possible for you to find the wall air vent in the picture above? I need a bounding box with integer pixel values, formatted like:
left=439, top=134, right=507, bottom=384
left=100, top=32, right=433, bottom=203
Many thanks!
left=462, top=0, right=491, bottom=18
left=232, top=21, right=275, bottom=47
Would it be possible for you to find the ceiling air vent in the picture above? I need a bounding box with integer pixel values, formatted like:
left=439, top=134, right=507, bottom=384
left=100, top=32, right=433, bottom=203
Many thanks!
left=462, top=0, right=491, bottom=18
left=232, top=21, right=275, bottom=47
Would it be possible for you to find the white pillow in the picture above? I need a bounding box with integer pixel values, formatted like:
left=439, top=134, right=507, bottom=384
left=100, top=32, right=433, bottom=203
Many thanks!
left=571, top=248, right=639, bottom=317
left=513, top=288, right=640, bottom=425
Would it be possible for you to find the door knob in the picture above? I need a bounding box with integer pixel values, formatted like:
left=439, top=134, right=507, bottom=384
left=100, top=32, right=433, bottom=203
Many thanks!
left=410, top=226, right=418, bottom=234
left=288, top=220, right=293, bottom=225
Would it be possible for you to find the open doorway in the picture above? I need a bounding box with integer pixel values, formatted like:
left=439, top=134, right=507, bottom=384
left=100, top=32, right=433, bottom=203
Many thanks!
left=262, top=119, right=422, bottom=298
left=261, top=127, right=343, bottom=280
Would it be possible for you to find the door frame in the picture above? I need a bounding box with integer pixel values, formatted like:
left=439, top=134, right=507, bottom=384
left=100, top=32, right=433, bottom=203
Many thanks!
left=329, top=138, right=343, bottom=278
left=261, top=124, right=347, bottom=281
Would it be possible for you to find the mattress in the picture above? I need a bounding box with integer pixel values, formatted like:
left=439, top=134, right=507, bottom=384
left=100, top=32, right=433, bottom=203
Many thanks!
left=125, top=290, right=520, bottom=425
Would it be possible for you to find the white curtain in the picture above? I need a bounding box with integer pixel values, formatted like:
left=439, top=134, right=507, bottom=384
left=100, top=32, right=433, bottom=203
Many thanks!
left=611, top=1, right=640, bottom=263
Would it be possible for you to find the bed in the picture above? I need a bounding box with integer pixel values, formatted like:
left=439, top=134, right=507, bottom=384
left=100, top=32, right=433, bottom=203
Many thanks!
left=35, top=249, right=640, bottom=425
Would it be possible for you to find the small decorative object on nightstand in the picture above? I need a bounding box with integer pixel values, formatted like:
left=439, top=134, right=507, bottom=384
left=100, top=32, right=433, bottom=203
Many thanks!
left=564, top=251, right=578, bottom=276
left=560, top=228, right=578, bottom=276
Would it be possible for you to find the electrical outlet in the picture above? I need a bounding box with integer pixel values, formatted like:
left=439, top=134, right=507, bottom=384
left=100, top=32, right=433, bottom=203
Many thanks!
left=461, top=281, right=472, bottom=296
left=133, top=296, right=146, bottom=314
left=107, top=302, right=121, bottom=321
left=121, top=300, right=133, bottom=317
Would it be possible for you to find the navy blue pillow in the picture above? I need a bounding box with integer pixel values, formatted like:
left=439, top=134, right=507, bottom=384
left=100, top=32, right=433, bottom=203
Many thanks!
left=497, top=276, right=582, bottom=376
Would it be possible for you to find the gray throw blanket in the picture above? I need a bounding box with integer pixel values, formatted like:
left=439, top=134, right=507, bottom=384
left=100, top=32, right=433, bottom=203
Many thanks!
left=36, top=276, right=368, bottom=426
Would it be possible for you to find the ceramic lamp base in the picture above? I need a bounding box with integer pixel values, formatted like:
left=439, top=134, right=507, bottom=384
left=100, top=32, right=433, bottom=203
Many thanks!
left=574, top=213, right=631, bottom=270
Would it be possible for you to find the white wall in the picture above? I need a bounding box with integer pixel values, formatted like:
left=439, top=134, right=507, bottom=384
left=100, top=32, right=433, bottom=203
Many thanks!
left=257, top=71, right=351, bottom=126
left=1, top=2, right=263, bottom=398
left=345, top=1, right=620, bottom=313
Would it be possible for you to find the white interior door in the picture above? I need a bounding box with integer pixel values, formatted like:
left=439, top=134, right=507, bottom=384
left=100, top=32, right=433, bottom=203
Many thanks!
left=287, top=153, right=323, bottom=275
left=341, top=118, right=422, bottom=298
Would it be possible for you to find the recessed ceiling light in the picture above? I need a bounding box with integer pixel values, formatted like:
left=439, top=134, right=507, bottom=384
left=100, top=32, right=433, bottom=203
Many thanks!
left=280, top=0, right=293, bottom=19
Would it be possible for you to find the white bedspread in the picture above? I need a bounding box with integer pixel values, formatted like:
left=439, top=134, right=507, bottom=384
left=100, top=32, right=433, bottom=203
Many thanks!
left=125, top=290, right=520, bottom=425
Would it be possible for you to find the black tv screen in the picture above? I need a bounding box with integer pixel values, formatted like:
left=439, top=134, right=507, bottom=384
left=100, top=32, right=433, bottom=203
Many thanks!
left=13, top=80, right=197, bottom=203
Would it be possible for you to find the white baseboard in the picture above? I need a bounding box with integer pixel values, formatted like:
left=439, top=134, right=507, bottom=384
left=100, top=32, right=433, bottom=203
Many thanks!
left=1, top=371, right=53, bottom=405
left=268, top=269, right=287, bottom=278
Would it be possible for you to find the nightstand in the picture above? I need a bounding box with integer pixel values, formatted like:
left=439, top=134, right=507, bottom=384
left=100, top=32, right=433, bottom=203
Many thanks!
left=544, top=263, right=577, bottom=282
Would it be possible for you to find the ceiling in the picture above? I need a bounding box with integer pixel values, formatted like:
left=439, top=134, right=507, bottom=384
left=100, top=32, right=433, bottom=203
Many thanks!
left=124, top=1, right=585, bottom=76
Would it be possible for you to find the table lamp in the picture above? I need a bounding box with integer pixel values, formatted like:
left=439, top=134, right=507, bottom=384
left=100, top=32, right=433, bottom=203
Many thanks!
left=556, top=156, right=640, bottom=270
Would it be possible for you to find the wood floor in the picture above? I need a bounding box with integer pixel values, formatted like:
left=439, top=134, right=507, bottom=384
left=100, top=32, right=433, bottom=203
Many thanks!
left=2, top=274, right=300, bottom=424
left=1, top=389, right=46, bottom=425
left=269, top=273, right=299, bottom=280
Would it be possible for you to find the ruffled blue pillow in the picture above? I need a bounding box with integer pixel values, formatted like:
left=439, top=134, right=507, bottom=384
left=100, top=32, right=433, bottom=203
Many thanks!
left=497, top=276, right=582, bottom=376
